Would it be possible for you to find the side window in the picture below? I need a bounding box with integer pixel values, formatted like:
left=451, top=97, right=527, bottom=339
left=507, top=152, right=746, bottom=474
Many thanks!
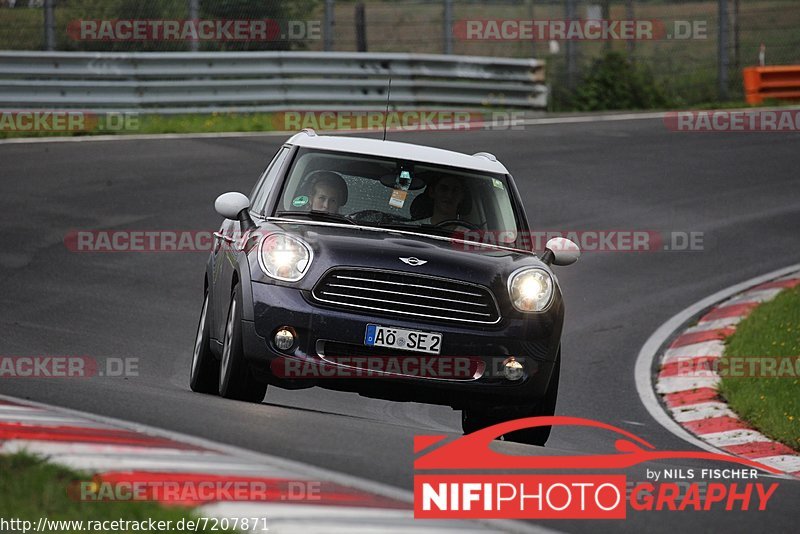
left=251, top=147, right=290, bottom=215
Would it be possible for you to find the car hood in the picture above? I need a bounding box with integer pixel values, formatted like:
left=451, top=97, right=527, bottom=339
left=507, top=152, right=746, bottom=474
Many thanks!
left=251, top=219, right=551, bottom=292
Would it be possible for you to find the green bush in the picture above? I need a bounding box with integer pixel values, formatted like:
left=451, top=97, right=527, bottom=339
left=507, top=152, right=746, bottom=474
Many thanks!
left=570, top=52, right=672, bottom=111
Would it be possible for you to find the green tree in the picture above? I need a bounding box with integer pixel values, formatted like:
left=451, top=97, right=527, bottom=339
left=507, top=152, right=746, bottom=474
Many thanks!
left=572, top=52, right=670, bottom=111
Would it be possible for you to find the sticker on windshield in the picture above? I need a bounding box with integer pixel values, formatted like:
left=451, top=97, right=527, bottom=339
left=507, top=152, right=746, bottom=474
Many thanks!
left=492, top=178, right=505, bottom=190
left=292, top=195, right=309, bottom=207
left=389, top=189, right=408, bottom=209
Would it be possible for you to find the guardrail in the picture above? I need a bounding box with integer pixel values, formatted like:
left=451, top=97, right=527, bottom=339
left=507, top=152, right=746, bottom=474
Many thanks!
left=743, top=66, right=800, bottom=105
left=0, top=51, right=546, bottom=113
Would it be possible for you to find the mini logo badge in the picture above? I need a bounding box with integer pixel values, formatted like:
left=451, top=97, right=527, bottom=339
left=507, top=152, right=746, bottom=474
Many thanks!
left=400, top=257, right=427, bottom=266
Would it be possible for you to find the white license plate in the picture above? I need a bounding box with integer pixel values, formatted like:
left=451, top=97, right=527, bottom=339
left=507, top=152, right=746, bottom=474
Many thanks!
left=364, top=324, right=442, bottom=355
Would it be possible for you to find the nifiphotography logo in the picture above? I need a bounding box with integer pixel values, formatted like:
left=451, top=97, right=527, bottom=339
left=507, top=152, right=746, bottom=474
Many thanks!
left=413, top=417, right=781, bottom=519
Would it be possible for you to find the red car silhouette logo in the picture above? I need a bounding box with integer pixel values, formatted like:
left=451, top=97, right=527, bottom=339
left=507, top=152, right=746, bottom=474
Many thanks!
left=414, top=416, right=781, bottom=473
left=413, top=417, right=782, bottom=520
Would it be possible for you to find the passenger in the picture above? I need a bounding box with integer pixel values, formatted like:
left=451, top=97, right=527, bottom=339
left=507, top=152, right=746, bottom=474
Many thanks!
left=418, top=175, right=466, bottom=225
left=309, top=172, right=348, bottom=214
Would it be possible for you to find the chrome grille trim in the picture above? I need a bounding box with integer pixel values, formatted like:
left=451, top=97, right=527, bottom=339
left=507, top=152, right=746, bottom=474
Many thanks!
left=311, top=268, right=502, bottom=325
left=325, top=283, right=489, bottom=307
left=319, top=291, right=493, bottom=317
left=333, top=274, right=483, bottom=297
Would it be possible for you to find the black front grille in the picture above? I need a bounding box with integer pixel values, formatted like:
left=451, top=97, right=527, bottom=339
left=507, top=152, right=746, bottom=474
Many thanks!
left=311, top=268, right=501, bottom=324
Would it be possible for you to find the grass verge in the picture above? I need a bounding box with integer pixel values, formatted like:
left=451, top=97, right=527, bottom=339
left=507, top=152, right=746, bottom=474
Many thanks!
left=0, top=112, right=287, bottom=139
left=718, top=286, right=800, bottom=451
left=1, top=102, right=798, bottom=140
left=0, top=453, right=236, bottom=533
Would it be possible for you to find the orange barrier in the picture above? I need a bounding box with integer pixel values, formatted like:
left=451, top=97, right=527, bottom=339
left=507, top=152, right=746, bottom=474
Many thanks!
left=743, top=66, right=800, bottom=105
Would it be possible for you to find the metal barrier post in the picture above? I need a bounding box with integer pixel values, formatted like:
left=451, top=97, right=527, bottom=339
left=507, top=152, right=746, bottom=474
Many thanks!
left=356, top=3, right=367, bottom=52
left=718, top=0, right=729, bottom=100
left=43, top=0, right=56, bottom=51
left=188, top=0, right=200, bottom=52
left=443, top=0, right=453, bottom=55
left=324, top=0, right=335, bottom=52
left=565, top=0, right=577, bottom=90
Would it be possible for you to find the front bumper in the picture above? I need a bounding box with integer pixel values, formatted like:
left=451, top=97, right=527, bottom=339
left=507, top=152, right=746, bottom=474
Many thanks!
left=243, top=281, right=563, bottom=409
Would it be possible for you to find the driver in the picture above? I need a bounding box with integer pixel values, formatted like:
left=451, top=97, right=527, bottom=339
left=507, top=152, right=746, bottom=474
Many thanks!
left=309, top=172, right=348, bottom=214
left=418, top=175, right=466, bottom=225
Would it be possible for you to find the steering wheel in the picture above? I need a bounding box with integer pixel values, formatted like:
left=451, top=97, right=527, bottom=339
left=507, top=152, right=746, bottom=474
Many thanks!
left=434, top=219, right=481, bottom=231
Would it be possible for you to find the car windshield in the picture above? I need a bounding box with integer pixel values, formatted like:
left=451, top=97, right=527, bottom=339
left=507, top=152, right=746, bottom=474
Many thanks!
left=273, top=147, right=522, bottom=245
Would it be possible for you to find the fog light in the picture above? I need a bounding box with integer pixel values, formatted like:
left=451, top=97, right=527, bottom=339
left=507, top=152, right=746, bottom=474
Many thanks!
left=274, top=328, right=295, bottom=351
left=503, top=357, right=524, bottom=381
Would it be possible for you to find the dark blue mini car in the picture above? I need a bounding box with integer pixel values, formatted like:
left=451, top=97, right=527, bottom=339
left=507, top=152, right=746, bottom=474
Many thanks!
left=190, top=130, right=579, bottom=445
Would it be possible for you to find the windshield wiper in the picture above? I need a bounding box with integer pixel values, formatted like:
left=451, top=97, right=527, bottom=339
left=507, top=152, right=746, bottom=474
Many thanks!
left=371, top=223, right=419, bottom=231
left=274, top=210, right=357, bottom=225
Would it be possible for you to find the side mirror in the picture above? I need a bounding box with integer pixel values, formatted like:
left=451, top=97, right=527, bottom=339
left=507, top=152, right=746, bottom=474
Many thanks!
left=215, top=192, right=250, bottom=220
left=542, top=237, right=580, bottom=266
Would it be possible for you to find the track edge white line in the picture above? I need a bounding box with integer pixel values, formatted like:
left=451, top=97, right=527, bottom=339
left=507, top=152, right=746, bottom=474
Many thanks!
left=634, top=263, right=800, bottom=467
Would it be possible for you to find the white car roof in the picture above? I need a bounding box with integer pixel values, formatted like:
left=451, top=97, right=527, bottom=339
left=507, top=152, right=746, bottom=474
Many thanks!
left=286, top=130, right=509, bottom=174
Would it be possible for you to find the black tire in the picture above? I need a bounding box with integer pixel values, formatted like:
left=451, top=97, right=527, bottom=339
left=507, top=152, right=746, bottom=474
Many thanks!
left=461, top=350, right=561, bottom=446
left=461, top=408, right=495, bottom=435
left=189, top=290, right=219, bottom=394
left=218, top=282, right=268, bottom=402
left=503, top=353, right=560, bottom=446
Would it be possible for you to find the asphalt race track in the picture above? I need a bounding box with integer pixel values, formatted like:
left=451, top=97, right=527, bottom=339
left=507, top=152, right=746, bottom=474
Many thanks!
left=2, top=118, right=799, bottom=532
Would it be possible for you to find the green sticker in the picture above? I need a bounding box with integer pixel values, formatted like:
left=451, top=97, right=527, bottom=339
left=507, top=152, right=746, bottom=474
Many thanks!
left=492, top=178, right=505, bottom=190
left=292, top=195, right=309, bottom=207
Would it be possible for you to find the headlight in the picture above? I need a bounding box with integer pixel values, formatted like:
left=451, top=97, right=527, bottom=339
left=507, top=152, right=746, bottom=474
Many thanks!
left=259, top=233, right=312, bottom=282
left=508, top=268, right=554, bottom=312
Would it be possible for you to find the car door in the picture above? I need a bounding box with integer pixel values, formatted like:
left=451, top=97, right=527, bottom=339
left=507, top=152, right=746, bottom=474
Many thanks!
left=211, top=147, right=291, bottom=341
left=210, top=215, right=240, bottom=342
